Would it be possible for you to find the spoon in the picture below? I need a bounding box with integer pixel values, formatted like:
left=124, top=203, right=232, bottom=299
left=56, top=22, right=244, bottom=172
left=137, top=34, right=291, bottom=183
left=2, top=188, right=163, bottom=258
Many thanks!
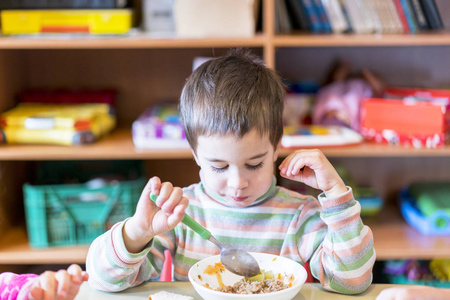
left=150, top=193, right=260, bottom=277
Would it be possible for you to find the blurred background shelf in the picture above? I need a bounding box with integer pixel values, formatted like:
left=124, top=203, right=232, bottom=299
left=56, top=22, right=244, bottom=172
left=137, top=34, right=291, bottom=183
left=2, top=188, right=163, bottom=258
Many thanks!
left=1, top=204, right=448, bottom=265
left=2, top=129, right=450, bottom=161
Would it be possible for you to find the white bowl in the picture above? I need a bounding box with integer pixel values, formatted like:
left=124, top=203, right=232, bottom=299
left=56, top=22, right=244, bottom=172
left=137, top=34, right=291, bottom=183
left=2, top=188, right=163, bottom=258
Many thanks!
left=188, top=252, right=307, bottom=300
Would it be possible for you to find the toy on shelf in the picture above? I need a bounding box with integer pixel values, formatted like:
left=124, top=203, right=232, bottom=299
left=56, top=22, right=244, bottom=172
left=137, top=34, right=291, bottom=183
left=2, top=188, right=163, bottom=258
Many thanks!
left=384, top=259, right=450, bottom=287
left=132, top=102, right=189, bottom=149
left=399, top=182, right=450, bottom=236
left=281, top=125, right=363, bottom=148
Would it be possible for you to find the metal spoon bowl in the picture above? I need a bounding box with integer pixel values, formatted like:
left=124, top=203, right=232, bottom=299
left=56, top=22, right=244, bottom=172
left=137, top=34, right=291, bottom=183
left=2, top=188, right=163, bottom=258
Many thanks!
left=150, top=194, right=260, bottom=277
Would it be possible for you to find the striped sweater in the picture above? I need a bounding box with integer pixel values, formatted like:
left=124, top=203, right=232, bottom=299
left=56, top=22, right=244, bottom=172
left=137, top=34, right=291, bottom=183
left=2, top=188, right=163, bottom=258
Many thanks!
left=86, top=181, right=375, bottom=294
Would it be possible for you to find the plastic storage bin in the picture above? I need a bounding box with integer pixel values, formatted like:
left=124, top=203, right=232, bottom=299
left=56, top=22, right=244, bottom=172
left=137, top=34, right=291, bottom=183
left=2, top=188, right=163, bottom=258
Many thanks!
left=23, top=160, right=145, bottom=248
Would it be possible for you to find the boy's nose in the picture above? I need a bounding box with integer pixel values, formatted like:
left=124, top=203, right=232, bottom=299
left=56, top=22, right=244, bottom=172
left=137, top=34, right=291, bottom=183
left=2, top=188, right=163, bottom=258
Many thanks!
left=227, top=171, right=249, bottom=190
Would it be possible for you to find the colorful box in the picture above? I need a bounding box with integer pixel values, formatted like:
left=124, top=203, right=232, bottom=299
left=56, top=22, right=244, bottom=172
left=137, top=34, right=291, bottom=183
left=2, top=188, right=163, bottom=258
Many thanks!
left=132, top=102, right=189, bottom=149
left=1, top=9, right=132, bottom=34
left=360, top=87, right=450, bottom=148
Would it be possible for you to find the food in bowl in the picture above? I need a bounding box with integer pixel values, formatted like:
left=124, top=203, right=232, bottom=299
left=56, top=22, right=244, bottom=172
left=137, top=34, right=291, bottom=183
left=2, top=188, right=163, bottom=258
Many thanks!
left=188, top=252, right=307, bottom=300
left=216, top=269, right=293, bottom=294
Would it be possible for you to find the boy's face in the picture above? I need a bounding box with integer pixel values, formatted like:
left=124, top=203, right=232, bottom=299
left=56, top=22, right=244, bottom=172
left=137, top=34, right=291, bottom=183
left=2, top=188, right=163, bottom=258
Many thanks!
left=194, top=129, right=279, bottom=207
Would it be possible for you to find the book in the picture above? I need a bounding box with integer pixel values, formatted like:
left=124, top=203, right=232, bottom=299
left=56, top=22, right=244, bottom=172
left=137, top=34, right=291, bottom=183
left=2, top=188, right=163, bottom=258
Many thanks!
left=320, top=0, right=349, bottom=33
left=419, top=0, right=443, bottom=29
left=281, top=125, right=363, bottom=148
left=300, top=0, right=323, bottom=32
left=312, top=0, right=332, bottom=33
left=408, top=0, right=430, bottom=30
left=393, top=0, right=410, bottom=33
left=385, top=0, right=406, bottom=33
left=362, top=0, right=383, bottom=33
left=341, top=0, right=372, bottom=34
left=400, top=0, right=418, bottom=32
left=434, top=0, right=450, bottom=30
left=285, top=0, right=310, bottom=30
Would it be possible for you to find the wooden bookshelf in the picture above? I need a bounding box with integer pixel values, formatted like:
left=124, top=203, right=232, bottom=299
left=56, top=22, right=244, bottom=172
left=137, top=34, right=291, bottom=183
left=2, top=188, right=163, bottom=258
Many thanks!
left=0, top=0, right=450, bottom=267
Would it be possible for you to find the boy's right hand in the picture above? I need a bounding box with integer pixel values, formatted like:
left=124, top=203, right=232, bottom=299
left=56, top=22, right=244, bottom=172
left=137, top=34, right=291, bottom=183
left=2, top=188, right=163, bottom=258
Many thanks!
left=123, top=176, right=189, bottom=253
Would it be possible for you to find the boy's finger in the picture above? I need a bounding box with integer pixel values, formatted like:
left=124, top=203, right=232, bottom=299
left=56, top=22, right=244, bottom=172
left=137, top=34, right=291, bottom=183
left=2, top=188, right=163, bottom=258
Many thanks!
left=67, top=264, right=82, bottom=284
left=161, top=187, right=183, bottom=214
left=149, top=176, right=162, bottom=195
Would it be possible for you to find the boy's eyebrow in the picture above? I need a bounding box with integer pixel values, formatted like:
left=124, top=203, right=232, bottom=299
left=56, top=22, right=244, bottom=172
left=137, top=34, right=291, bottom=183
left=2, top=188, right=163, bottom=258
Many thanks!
left=206, top=151, right=268, bottom=162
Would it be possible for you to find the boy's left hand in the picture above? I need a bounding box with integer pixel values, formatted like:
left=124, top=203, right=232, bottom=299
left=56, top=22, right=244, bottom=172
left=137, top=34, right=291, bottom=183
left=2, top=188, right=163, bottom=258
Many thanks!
left=29, top=264, right=88, bottom=300
left=279, top=149, right=347, bottom=198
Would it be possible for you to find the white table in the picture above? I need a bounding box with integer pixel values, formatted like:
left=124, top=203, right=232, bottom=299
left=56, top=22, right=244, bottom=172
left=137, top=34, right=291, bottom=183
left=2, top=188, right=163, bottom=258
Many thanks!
left=76, top=282, right=400, bottom=299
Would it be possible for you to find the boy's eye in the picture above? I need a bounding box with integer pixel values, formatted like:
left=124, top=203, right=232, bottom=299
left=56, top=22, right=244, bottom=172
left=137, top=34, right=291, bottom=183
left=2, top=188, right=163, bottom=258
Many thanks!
left=246, top=162, right=263, bottom=170
left=211, top=165, right=228, bottom=173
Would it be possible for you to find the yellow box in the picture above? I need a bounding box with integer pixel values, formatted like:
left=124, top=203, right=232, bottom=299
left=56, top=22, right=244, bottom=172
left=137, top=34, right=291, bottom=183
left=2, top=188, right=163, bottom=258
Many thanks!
left=1, top=9, right=132, bottom=34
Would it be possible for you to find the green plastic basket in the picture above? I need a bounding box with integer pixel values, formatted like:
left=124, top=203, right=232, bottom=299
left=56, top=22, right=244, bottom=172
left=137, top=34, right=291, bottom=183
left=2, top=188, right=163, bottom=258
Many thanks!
left=23, top=178, right=145, bottom=248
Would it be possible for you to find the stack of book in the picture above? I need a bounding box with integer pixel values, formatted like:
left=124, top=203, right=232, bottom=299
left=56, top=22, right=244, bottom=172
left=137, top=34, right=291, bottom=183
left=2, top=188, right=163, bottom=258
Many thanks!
left=277, top=0, right=447, bottom=34
left=0, top=0, right=132, bottom=35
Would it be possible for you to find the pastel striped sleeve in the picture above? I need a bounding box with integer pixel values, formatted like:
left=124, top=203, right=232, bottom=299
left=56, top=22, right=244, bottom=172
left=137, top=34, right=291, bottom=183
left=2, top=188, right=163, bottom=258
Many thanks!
left=310, top=187, right=376, bottom=294
left=86, top=219, right=159, bottom=292
left=0, top=272, right=38, bottom=300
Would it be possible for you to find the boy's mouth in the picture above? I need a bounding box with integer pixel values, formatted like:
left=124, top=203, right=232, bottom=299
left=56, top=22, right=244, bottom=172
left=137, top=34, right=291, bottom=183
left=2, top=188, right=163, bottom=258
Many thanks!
left=230, top=196, right=248, bottom=202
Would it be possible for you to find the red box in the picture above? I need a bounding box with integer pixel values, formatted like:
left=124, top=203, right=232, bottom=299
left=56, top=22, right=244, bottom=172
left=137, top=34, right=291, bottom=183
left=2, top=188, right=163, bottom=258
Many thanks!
left=360, top=88, right=450, bottom=148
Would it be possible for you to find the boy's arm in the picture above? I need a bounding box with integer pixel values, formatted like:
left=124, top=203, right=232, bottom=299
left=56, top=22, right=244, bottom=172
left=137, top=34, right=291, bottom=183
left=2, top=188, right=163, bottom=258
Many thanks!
left=0, top=272, right=38, bottom=300
left=86, top=219, right=161, bottom=292
left=308, top=187, right=376, bottom=294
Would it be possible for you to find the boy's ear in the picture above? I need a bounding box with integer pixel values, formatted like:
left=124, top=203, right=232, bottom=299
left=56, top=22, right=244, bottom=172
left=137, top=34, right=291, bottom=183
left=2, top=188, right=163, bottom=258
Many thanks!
left=273, top=142, right=280, bottom=162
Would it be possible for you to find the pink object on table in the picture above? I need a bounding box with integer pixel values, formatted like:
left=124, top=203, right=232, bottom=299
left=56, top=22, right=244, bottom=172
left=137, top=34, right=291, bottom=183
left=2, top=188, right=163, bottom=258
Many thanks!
left=160, top=249, right=173, bottom=281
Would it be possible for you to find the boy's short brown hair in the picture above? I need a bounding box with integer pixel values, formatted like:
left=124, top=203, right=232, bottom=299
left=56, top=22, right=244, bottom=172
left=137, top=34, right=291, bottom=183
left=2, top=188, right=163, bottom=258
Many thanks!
left=180, top=48, right=285, bottom=152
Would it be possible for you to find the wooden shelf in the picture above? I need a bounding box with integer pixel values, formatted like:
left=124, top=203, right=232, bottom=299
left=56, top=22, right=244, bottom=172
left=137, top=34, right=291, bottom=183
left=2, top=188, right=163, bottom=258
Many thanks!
left=0, top=205, right=448, bottom=264
left=274, top=32, right=450, bottom=47
left=0, top=129, right=193, bottom=160
left=368, top=204, right=450, bottom=260
left=1, top=129, right=450, bottom=161
left=0, top=32, right=267, bottom=49
left=1, top=31, right=450, bottom=50
left=0, top=227, right=88, bottom=264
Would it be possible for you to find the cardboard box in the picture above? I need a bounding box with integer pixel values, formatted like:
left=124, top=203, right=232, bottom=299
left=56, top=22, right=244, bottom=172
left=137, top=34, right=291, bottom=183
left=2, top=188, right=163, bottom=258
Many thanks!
left=173, top=0, right=256, bottom=38
left=360, top=95, right=450, bottom=148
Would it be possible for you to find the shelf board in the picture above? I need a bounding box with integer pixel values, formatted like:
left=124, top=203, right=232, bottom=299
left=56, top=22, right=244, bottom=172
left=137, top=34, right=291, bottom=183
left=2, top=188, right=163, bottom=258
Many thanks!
left=274, top=32, right=450, bottom=47
left=1, top=129, right=450, bottom=161
left=0, top=32, right=267, bottom=49
left=0, top=129, right=193, bottom=160
left=1, top=205, right=448, bottom=264
left=0, top=227, right=88, bottom=264
left=1, top=32, right=450, bottom=49
left=368, top=204, right=450, bottom=260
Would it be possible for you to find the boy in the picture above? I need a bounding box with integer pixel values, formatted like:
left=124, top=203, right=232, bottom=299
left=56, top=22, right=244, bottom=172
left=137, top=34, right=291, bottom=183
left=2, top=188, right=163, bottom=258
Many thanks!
left=86, top=49, right=375, bottom=294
